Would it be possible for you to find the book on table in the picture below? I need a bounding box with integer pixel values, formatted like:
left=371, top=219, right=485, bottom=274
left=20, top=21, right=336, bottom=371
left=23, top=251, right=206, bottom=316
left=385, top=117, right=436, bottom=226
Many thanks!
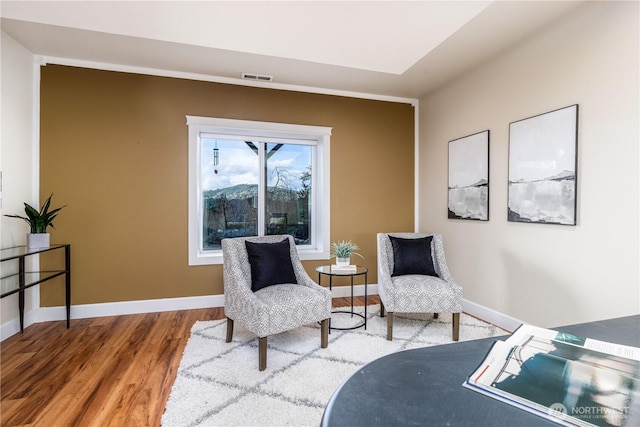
left=463, top=323, right=640, bottom=427
left=330, top=265, right=357, bottom=273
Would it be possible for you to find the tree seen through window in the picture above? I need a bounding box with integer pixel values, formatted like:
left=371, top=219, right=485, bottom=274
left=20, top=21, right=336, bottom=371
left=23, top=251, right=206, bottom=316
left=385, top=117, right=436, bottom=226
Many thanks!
left=201, top=138, right=312, bottom=250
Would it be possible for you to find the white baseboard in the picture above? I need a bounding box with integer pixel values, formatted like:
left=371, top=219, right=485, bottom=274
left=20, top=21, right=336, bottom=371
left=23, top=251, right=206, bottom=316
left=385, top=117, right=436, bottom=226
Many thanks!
left=36, top=294, right=226, bottom=323
left=329, top=283, right=378, bottom=299
left=339, top=284, right=521, bottom=332
left=462, top=299, right=524, bottom=332
left=35, top=285, right=377, bottom=322
left=2, top=283, right=521, bottom=340
left=0, top=308, right=41, bottom=341
left=1, top=318, right=22, bottom=341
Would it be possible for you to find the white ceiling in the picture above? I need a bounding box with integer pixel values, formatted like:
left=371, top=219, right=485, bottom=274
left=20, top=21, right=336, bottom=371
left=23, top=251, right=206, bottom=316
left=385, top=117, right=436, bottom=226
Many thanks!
left=0, top=1, right=586, bottom=100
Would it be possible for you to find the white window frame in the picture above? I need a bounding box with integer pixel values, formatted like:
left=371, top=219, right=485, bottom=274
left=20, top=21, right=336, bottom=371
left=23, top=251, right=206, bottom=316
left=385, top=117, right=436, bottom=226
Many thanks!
left=187, top=116, right=331, bottom=265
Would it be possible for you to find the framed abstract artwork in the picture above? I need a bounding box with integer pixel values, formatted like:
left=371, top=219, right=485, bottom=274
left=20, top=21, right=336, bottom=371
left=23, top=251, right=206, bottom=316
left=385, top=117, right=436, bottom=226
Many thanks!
left=448, top=130, right=489, bottom=221
left=508, top=104, right=579, bottom=225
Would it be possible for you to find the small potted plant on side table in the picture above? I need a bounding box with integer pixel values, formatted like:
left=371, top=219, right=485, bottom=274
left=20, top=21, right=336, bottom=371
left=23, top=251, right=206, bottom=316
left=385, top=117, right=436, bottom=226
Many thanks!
left=4, top=193, right=66, bottom=248
left=331, top=240, right=364, bottom=267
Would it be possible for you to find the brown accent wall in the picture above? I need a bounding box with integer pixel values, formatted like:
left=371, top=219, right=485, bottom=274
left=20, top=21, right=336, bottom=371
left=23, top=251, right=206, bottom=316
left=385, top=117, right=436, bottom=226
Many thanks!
left=39, top=65, right=414, bottom=306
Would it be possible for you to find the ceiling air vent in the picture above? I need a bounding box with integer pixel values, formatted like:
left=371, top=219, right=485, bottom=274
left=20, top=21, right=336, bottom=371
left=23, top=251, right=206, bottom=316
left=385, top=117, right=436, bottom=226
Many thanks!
left=242, top=72, right=273, bottom=82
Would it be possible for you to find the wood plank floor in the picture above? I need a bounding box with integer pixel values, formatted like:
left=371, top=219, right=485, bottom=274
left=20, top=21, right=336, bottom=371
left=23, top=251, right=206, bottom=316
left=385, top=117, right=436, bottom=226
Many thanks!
left=0, top=296, right=378, bottom=426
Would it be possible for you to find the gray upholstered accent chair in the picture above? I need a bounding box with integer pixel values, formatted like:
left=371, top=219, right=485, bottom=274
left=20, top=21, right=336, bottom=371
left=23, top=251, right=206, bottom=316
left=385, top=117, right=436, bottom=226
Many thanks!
left=222, top=235, right=331, bottom=371
left=377, top=232, right=463, bottom=341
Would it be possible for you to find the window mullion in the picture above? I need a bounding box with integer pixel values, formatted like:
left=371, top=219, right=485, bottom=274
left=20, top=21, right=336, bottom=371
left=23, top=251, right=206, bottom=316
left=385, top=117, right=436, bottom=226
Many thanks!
left=257, top=142, right=266, bottom=236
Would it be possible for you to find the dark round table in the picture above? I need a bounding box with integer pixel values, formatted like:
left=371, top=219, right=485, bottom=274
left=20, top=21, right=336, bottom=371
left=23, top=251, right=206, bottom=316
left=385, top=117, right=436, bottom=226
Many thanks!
left=321, top=315, right=640, bottom=427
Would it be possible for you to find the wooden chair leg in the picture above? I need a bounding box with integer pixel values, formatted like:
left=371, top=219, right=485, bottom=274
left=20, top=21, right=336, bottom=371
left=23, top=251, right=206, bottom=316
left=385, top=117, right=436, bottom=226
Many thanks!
left=226, top=317, right=234, bottom=343
left=452, top=312, right=460, bottom=341
left=321, top=319, right=329, bottom=348
left=380, top=301, right=386, bottom=317
left=386, top=312, right=394, bottom=341
left=259, top=337, right=267, bottom=371
left=433, top=313, right=439, bottom=319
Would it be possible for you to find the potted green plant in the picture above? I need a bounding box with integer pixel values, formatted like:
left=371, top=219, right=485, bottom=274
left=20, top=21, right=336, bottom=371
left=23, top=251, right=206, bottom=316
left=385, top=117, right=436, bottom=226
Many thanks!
left=5, top=193, right=66, bottom=248
left=331, top=240, right=364, bottom=267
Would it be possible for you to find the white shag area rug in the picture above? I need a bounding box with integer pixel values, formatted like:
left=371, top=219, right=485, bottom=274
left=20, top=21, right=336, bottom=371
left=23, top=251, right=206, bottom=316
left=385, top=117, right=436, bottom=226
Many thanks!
left=162, top=305, right=504, bottom=427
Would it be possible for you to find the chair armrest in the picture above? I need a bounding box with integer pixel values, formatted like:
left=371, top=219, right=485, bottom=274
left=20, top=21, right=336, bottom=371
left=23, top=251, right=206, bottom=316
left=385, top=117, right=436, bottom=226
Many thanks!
left=295, top=270, right=321, bottom=288
left=222, top=239, right=264, bottom=314
left=376, top=233, right=398, bottom=309
left=432, top=235, right=454, bottom=282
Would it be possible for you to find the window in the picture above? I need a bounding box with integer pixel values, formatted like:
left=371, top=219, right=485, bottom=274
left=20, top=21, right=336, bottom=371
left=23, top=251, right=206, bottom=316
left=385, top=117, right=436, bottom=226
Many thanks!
left=187, top=116, right=331, bottom=265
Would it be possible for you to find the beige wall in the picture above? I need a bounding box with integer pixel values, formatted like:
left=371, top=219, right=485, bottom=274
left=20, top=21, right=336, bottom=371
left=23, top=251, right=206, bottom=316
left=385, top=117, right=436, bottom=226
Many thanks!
left=39, top=66, right=415, bottom=306
left=1, top=31, right=37, bottom=334
left=420, top=1, right=639, bottom=327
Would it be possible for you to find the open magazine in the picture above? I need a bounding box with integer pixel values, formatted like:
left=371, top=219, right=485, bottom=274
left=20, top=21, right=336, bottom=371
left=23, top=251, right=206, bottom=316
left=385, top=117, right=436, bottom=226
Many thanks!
left=463, top=324, right=640, bottom=427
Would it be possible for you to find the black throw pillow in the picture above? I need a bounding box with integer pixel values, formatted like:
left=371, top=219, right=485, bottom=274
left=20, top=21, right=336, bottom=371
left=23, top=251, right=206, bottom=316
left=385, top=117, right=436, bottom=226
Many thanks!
left=245, top=238, right=298, bottom=292
left=389, top=235, right=439, bottom=277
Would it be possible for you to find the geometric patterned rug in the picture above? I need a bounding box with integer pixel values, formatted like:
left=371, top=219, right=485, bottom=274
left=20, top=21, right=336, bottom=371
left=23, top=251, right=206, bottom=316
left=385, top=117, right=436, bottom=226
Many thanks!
left=162, top=305, right=506, bottom=426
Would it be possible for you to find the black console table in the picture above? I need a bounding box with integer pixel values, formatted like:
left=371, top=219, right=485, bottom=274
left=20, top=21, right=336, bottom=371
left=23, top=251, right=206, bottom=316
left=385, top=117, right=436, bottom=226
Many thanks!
left=322, top=314, right=640, bottom=426
left=1, top=244, right=71, bottom=333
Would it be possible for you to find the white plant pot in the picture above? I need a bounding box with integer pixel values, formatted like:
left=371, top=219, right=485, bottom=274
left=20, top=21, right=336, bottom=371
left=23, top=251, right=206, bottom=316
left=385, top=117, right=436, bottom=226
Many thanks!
left=336, top=257, right=350, bottom=267
left=27, top=233, right=50, bottom=249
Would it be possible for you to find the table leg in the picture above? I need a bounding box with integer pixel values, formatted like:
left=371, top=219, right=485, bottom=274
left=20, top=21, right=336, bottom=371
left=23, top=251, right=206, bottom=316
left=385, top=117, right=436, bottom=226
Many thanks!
left=65, top=245, right=71, bottom=328
left=18, top=290, right=25, bottom=333
left=364, top=271, right=368, bottom=330
left=18, top=257, right=25, bottom=333
left=350, top=275, right=354, bottom=317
